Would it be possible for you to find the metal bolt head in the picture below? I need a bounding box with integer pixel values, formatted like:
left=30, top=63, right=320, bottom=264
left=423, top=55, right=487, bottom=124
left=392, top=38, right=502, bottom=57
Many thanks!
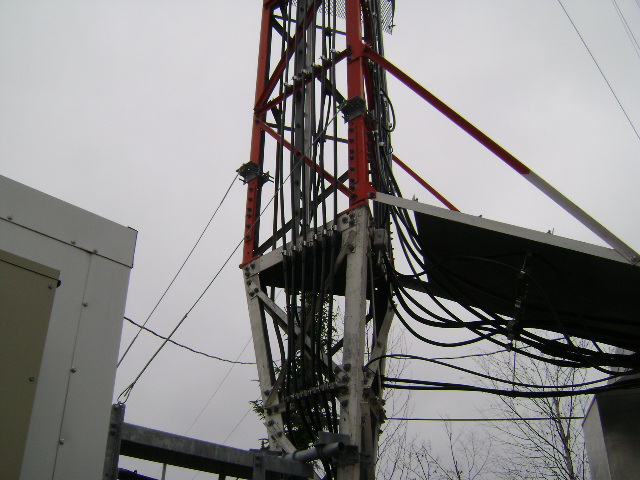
left=70, top=367, right=77, bottom=373
left=59, top=438, right=65, bottom=445
left=7, top=215, right=13, bottom=221
left=70, top=240, right=76, bottom=245
left=92, top=249, right=98, bottom=254
left=29, top=376, right=35, bottom=382
left=82, top=302, right=88, bottom=307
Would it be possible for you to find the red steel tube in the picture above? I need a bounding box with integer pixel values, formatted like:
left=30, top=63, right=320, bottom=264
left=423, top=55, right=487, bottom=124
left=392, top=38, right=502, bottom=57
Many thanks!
left=363, top=47, right=531, bottom=176
left=243, top=4, right=274, bottom=265
left=345, top=0, right=376, bottom=206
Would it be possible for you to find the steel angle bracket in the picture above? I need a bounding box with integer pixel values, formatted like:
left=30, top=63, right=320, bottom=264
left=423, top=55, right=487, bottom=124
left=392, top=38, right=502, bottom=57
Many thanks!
left=236, top=161, right=272, bottom=186
left=341, top=96, right=367, bottom=122
left=243, top=274, right=296, bottom=455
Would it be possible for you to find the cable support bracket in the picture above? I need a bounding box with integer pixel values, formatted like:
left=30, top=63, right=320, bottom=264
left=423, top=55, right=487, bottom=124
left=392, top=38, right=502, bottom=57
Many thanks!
left=236, top=161, right=272, bottom=186
left=341, top=96, right=367, bottom=122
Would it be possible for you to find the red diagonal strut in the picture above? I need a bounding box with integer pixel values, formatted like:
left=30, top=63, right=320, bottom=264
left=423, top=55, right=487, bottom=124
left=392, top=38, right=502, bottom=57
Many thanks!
left=391, top=154, right=459, bottom=212
left=363, top=47, right=531, bottom=175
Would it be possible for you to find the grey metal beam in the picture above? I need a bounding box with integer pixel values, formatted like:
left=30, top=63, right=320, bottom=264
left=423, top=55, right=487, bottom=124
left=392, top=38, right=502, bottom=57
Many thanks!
left=119, top=423, right=313, bottom=479
left=104, top=403, right=126, bottom=480
left=244, top=274, right=296, bottom=454
left=337, top=206, right=370, bottom=480
left=118, top=468, right=158, bottom=480
left=374, top=192, right=631, bottom=264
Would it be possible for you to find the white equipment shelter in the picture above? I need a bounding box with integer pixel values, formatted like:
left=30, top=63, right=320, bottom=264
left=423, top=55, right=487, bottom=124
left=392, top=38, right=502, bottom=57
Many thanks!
left=0, top=175, right=136, bottom=480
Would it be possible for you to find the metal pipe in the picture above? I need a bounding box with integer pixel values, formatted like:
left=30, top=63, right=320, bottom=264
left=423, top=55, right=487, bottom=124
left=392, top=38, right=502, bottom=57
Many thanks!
left=283, top=441, right=346, bottom=463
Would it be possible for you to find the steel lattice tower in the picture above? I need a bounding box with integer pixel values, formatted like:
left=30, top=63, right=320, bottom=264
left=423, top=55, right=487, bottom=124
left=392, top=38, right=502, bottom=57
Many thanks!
left=240, top=1, right=396, bottom=478
left=240, top=3, right=640, bottom=480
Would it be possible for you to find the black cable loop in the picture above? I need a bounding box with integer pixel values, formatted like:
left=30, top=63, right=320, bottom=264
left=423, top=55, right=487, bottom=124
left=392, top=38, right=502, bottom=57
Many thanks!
left=382, top=375, right=640, bottom=398
left=367, top=353, right=613, bottom=390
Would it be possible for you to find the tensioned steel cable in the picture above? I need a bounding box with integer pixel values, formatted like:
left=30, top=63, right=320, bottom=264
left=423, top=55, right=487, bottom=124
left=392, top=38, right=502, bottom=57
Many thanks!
left=117, top=173, right=239, bottom=367
left=118, top=236, right=245, bottom=403
left=611, top=0, right=640, bottom=61
left=118, top=109, right=343, bottom=403
left=557, top=0, right=640, bottom=140
left=123, top=316, right=253, bottom=365
left=183, top=337, right=253, bottom=436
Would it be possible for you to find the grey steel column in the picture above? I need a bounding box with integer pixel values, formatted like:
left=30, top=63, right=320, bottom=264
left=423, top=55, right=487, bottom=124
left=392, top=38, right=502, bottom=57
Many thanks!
left=291, top=0, right=316, bottom=238
left=337, top=205, right=371, bottom=480
left=243, top=271, right=296, bottom=454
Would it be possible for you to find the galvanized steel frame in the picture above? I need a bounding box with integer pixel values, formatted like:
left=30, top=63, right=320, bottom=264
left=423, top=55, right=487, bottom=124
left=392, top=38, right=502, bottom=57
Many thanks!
left=243, top=206, right=390, bottom=479
left=103, top=405, right=314, bottom=480
left=241, top=3, right=394, bottom=479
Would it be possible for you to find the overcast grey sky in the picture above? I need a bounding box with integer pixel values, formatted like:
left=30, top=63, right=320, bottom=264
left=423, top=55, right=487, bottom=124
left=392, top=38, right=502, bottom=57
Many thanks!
left=2, top=1, right=639, bottom=478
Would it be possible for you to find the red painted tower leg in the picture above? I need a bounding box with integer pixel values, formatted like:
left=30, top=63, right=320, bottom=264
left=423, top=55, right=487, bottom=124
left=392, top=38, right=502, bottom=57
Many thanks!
left=346, top=0, right=376, bottom=206
left=243, top=2, right=274, bottom=266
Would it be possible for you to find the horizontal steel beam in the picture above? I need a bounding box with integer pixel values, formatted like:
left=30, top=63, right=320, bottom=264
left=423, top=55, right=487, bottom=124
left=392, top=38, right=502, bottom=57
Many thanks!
left=119, top=423, right=313, bottom=479
left=118, top=468, right=158, bottom=480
